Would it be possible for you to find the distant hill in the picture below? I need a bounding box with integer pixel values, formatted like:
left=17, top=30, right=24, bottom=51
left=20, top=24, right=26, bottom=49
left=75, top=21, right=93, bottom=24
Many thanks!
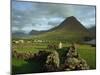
left=88, top=26, right=96, bottom=32
left=29, top=30, right=48, bottom=35
left=31, top=16, right=92, bottom=42
left=88, top=26, right=96, bottom=38
left=12, top=31, right=29, bottom=38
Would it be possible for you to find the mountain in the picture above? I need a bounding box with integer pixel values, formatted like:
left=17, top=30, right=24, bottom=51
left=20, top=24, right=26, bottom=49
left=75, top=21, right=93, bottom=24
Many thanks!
left=89, top=26, right=96, bottom=32
left=12, top=31, right=29, bottom=38
left=31, top=16, right=91, bottom=42
left=48, top=16, right=89, bottom=32
left=88, top=26, right=96, bottom=33
left=29, top=30, right=48, bottom=35
left=88, top=26, right=96, bottom=38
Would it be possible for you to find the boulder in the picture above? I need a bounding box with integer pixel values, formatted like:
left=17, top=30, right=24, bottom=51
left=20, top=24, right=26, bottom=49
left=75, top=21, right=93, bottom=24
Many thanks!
left=44, top=50, right=60, bottom=72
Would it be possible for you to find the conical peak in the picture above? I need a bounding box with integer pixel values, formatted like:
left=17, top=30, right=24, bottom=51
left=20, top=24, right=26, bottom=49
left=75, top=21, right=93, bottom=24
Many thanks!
left=60, top=16, right=79, bottom=26
left=66, top=16, right=77, bottom=21
left=61, top=16, right=78, bottom=24
left=67, top=16, right=76, bottom=19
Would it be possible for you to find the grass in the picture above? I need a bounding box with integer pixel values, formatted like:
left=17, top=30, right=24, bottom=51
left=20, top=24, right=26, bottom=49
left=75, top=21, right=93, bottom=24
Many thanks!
left=12, top=58, right=42, bottom=74
left=77, top=44, right=96, bottom=69
left=12, top=43, right=47, bottom=53
left=12, top=42, right=96, bottom=74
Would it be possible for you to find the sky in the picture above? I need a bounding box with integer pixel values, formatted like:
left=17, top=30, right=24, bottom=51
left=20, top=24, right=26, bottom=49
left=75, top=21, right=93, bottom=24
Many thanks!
left=12, top=0, right=96, bottom=33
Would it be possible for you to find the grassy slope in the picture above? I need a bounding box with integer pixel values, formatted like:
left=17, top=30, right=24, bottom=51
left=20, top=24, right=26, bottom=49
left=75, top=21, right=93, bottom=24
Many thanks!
left=32, top=30, right=88, bottom=42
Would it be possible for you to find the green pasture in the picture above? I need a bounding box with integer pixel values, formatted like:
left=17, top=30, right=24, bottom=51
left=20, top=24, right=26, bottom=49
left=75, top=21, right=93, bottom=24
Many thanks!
left=77, top=45, right=96, bottom=69
left=12, top=42, right=96, bottom=74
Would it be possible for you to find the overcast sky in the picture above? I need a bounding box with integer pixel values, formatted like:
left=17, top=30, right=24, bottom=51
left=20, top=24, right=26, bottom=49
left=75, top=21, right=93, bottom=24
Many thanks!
left=12, top=1, right=96, bottom=33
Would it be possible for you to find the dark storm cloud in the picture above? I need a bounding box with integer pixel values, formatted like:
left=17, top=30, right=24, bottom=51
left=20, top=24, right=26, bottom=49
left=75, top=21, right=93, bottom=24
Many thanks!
left=12, top=1, right=95, bottom=33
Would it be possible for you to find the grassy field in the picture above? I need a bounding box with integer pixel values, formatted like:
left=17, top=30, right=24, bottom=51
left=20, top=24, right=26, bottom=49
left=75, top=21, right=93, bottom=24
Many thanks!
left=77, top=44, right=96, bottom=69
left=12, top=42, right=96, bottom=74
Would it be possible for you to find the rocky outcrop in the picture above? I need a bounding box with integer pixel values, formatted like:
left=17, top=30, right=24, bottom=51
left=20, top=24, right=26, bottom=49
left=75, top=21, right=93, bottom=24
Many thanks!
left=63, top=43, right=89, bottom=70
left=43, top=50, right=60, bottom=72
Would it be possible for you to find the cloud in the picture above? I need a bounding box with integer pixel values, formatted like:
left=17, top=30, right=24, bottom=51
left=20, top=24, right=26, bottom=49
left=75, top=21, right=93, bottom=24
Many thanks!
left=12, top=1, right=96, bottom=33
